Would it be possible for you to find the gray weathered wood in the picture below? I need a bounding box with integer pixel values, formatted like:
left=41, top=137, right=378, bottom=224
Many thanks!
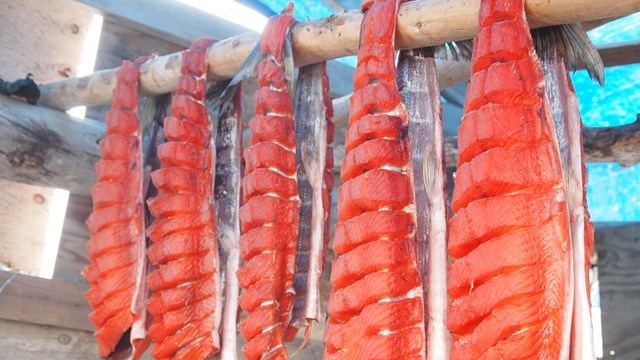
left=0, top=0, right=95, bottom=84
left=2, top=97, right=639, bottom=195
left=0, top=272, right=91, bottom=332
left=0, top=319, right=100, bottom=360
left=0, top=96, right=102, bottom=195
left=39, top=0, right=640, bottom=111
left=583, top=115, right=640, bottom=167
left=0, top=179, right=64, bottom=277
left=596, top=223, right=640, bottom=360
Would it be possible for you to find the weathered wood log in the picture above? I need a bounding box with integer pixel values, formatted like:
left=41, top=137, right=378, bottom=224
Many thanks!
left=2, top=95, right=638, bottom=194
left=37, top=0, right=640, bottom=111
left=0, top=319, right=104, bottom=360
left=0, top=179, right=68, bottom=278
left=583, top=115, right=640, bottom=167
left=0, top=96, right=102, bottom=194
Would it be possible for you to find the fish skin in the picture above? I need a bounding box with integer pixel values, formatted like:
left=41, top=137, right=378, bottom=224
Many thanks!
left=533, top=24, right=599, bottom=360
left=83, top=58, right=151, bottom=360
left=146, top=38, right=222, bottom=359
left=397, top=47, right=450, bottom=360
left=448, top=0, right=572, bottom=359
left=325, top=0, right=426, bottom=356
left=215, top=83, right=243, bottom=360
left=287, top=62, right=333, bottom=343
left=236, top=4, right=298, bottom=359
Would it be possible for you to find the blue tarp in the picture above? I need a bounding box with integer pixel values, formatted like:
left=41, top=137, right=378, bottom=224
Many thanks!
left=572, top=14, right=640, bottom=221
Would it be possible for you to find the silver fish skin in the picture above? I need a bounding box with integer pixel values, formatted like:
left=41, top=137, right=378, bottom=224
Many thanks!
left=534, top=24, right=602, bottom=360
left=397, top=47, right=449, bottom=360
left=214, top=85, right=243, bottom=360
left=290, top=62, right=329, bottom=336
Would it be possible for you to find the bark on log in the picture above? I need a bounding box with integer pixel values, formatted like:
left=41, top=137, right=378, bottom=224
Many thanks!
left=583, top=115, right=640, bottom=167
left=0, top=96, right=102, bottom=194
left=37, top=0, right=640, bottom=111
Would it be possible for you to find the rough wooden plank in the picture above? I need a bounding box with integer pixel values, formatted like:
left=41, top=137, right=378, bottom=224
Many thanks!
left=38, top=0, right=640, bottom=111
left=0, top=180, right=63, bottom=277
left=53, top=194, right=91, bottom=282
left=0, top=0, right=95, bottom=84
left=596, top=223, right=640, bottom=360
left=0, top=95, right=102, bottom=195
left=0, top=319, right=98, bottom=360
left=0, top=272, right=91, bottom=331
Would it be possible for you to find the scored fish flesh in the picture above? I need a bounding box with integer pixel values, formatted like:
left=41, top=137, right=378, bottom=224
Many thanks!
left=84, top=57, right=152, bottom=360
left=448, top=0, right=573, bottom=358
left=145, top=38, right=222, bottom=360
left=324, top=0, right=427, bottom=358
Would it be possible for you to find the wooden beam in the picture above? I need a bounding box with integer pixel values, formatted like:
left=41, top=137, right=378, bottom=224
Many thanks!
left=38, top=0, right=640, bottom=111
left=0, top=0, right=96, bottom=84
left=0, top=319, right=103, bottom=360
left=597, top=40, right=640, bottom=68
left=583, top=115, right=640, bottom=167
left=0, top=272, right=91, bottom=332
left=0, top=96, right=102, bottom=195
left=0, top=180, right=67, bottom=277
left=2, top=95, right=639, bottom=195
left=596, top=223, right=640, bottom=359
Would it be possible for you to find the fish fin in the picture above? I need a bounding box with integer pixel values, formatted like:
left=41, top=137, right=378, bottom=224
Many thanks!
left=533, top=24, right=605, bottom=86
left=220, top=43, right=261, bottom=107
left=284, top=29, right=296, bottom=98
left=561, top=23, right=604, bottom=86
left=205, top=80, right=231, bottom=133
left=435, top=39, right=473, bottom=62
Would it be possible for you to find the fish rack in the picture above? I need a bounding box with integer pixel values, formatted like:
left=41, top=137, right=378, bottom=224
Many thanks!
left=0, top=0, right=639, bottom=358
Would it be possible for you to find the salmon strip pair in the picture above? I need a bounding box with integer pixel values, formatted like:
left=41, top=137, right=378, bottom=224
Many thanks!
left=324, top=0, right=434, bottom=359
left=146, top=38, right=223, bottom=359
left=446, top=0, right=599, bottom=358
left=85, top=57, right=153, bottom=360
left=236, top=4, right=300, bottom=359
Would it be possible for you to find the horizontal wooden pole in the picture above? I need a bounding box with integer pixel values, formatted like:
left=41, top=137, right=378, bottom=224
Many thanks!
left=2, top=95, right=638, bottom=195
left=37, top=0, right=640, bottom=111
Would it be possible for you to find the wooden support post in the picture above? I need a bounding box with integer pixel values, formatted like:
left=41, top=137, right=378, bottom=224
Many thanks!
left=37, top=0, right=640, bottom=111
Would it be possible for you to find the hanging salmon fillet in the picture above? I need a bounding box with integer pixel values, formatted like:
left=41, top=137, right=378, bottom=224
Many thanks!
left=236, top=4, right=298, bottom=359
left=533, top=24, right=603, bottom=360
left=84, top=58, right=151, bottom=360
left=287, top=61, right=335, bottom=346
left=145, top=38, right=222, bottom=360
left=324, top=0, right=427, bottom=358
left=448, top=0, right=573, bottom=358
